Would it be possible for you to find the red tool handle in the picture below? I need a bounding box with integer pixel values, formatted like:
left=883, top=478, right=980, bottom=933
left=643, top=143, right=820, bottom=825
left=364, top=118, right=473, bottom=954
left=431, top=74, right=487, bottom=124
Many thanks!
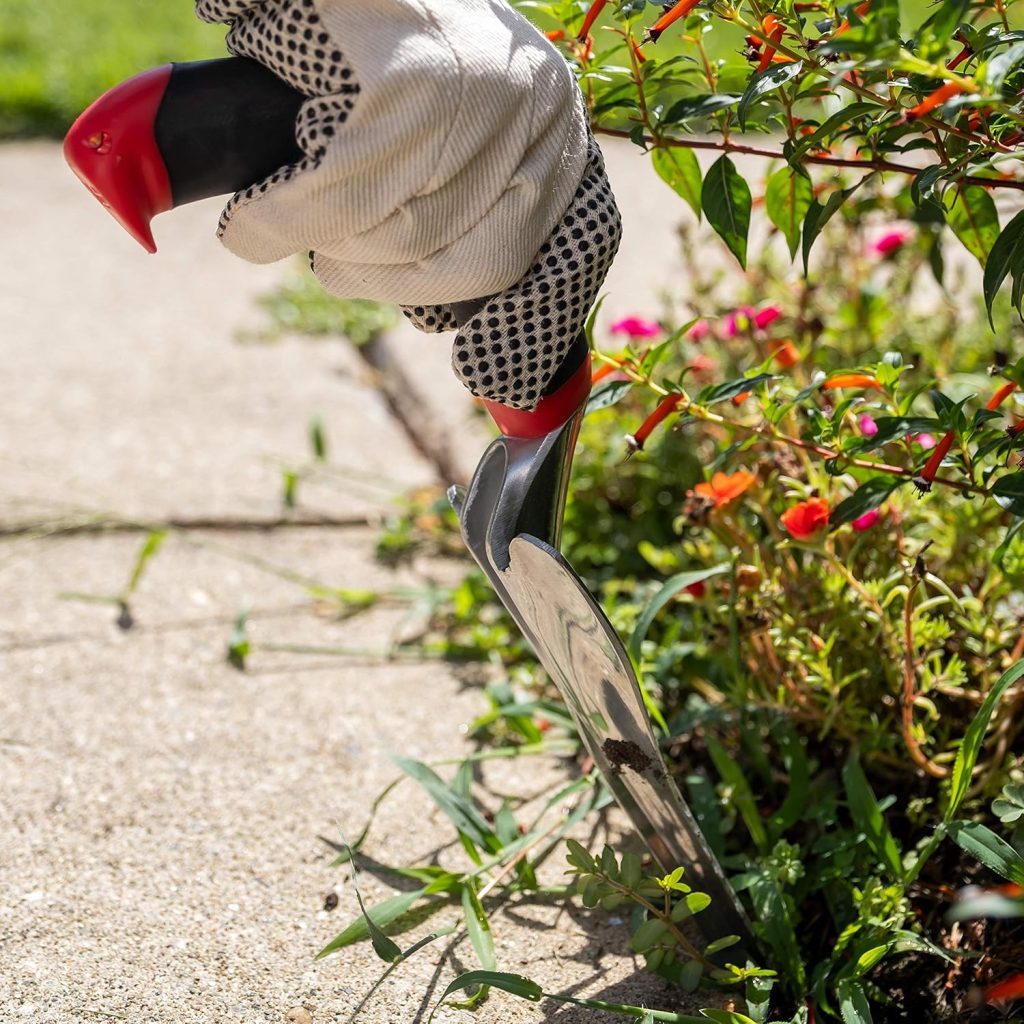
left=63, top=58, right=590, bottom=437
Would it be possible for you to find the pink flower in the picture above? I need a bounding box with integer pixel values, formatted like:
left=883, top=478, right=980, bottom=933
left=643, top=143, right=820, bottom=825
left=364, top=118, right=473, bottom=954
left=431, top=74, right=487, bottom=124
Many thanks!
left=754, top=305, right=782, bottom=330
left=688, top=319, right=711, bottom=343
left=858, top=414, right=879, bottom=438
left=852, top=509, right=881, bottom=532
left=912, top=432, right=937, bottom=450
left=872, top=229, right=912, bottom=257
left=611, top=316, right=661, bottom=339
left=722, top=306, right=756, bottom=339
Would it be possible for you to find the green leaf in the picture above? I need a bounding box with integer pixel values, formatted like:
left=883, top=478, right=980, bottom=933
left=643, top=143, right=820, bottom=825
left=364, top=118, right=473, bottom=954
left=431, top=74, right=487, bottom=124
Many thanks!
left=741, top=868, right=805, bottom=990
left=994, top=474, right=1024, bottom=516
left=652, top=146, right=703, bottom=219
left=702, top=155, right=752, bottom=269
left=586, top=378, right=633, bottom=415
left=946, top=185, right=1000, bottom=268
left=986, top=41, right=1024, bottom=91
left=310, top=413, right=328, bottom=461
left=661, top=93, right=740, bottom=125
left=354, top=882, right=403, bottom=964
left=226, top=609, right=250, bottom=671
left=803, top=185, right=858, bottom=275
left=123, top=529, right=167, bottom=599
left=631, top=917, right=669, bottom=952
left=705, top=934, right=741, bottom=956
left=678, top=958, right=704, bottom=992
left=768, top=723, right=810, bottom=835
left=701, top=1011, right=759, bottom=1024
left=461, top=883, right=497, bottom=972
left=843, top=752, right=904, bottom=881
left=983, top=209, right=1024, bottom=324
left=430, top=971, right=542, bottom=1021
left=946, top=659, right=1024, bottom=819
left=738, top=61, right=804, bottom=130
left=946, top=820, right=1024, bottom=885
left=836, top=978, right=874, bottom=1024
left=765, top=165, right=813, bottom=260
left=628, top=565, right=730, bottom=661
left=706, top=736, right=768, bottom=852
left=830, top=478, right=905, bottom=527
left=317, top=886, right=431, bottom=957
left=917, top=0, right=969, bottom=60
left=698, top=372, right=776, bottom=406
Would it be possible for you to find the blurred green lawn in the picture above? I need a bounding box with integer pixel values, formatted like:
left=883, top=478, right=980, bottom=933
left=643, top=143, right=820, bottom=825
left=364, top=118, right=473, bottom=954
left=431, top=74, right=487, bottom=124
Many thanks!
left=0, top=1, right=226, bottom=137
left=0, top=1, right=1016, bottom=139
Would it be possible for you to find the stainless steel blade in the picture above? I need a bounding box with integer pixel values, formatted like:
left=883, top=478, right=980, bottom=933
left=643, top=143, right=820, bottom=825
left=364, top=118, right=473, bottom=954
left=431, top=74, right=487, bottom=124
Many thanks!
left=502, top=534, right=752, bottom=948
left=453, top=412, right=754, bottom=952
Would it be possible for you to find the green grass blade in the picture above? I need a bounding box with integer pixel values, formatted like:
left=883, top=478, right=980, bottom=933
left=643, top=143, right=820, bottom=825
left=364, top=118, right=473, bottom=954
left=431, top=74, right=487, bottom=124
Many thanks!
left=946, top=659, right=1024, bottom=821
left=842, top=751, right=904, bottom=881
left=390, top=754, right=499, bottom=853
left=946, top=820, right=1024, bottom=885
left=317, top=887, right=430, bottom=958
left=629, top=565, right=730, bottom=662
left=461, top=882, right=497, bottom=971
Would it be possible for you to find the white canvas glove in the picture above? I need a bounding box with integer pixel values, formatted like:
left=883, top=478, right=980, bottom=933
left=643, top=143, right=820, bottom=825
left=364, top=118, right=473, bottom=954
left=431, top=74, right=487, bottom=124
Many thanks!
left=196, top=0, right=621, bottom=409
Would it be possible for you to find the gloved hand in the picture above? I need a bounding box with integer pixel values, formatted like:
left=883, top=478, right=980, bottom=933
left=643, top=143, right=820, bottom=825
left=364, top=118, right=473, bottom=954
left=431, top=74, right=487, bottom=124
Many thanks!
left=196, top=0, right=621, bottom=410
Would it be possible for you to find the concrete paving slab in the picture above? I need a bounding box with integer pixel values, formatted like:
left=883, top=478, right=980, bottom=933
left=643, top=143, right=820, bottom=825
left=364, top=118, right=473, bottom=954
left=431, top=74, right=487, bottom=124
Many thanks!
left=1, top=530, right=714, bottom=1023
left=1, top=142, right=434, bottom=527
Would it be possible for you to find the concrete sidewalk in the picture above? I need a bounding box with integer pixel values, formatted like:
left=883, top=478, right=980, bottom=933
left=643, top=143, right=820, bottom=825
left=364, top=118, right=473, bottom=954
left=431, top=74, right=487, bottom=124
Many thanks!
left=0, top=142, right=711, bottom=1024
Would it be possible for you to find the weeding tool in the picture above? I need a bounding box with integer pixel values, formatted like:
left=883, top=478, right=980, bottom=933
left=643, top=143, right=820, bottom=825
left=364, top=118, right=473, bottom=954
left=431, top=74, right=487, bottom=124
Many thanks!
left=63, top=57, right=755, bottom=952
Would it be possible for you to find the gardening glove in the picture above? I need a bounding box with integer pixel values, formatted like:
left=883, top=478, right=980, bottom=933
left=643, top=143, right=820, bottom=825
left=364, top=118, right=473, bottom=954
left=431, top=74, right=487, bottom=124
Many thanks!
left=195, top=0, right=622, bottom=410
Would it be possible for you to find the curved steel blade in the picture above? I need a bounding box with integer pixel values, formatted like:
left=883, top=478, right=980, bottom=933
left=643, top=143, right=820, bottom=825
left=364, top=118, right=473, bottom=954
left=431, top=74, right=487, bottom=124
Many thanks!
left=502, top=534, right=752, bottom=948
left=453, top=415, right=754, bottom=951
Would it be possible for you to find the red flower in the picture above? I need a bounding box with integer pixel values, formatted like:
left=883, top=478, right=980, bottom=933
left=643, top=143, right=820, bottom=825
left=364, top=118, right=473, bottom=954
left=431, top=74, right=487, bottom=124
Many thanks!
left=693, top=470, right=757, bottom=508
left=685, top=580, right=706, bottom=598
left=781, top=497, right=829, bottom=538
left=771, top=339, right=800, bottom=368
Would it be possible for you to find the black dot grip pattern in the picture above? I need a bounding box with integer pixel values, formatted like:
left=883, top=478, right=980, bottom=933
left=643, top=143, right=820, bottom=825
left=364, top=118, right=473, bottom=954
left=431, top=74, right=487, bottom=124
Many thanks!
left=404, top=138, right=621, bottom=410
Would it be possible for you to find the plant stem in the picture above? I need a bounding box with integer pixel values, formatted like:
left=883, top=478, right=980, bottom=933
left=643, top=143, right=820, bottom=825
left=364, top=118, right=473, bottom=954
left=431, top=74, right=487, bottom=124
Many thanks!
left=593, top=127, right=1024, bottom=192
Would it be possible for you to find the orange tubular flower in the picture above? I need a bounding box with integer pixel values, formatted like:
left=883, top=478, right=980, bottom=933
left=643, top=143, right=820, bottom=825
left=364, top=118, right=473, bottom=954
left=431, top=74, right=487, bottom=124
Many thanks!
left=578, top=0, right=607, bottom=40
left=984, top=973, right=1024, bottom=1006
left=631, top=37, right=647, bottom=63
left=546, top=29, right=566, bottom=42
left=646, top=0, right=703, bottom=43
left=694, top=469, right=757, bottom=508
left=771, top=340, right=801, bottom=368
left=906, top=81, right=970, bottom=122
left=626, top=393, right=684, bottom=453
left=756, top=14, right=784, bottom=72
left=915, top=430, right=956, bottom=493
left=947, top=43, right=973, bottom=71
left=987, top=381, right=1018, bottom=411
left=781, top=497, right=830, bottom=539
left=822, top=373, right=883, bottom=391
left=834, top=0, right=870, bottom=36
left=591, top=360, right=623, bottom=384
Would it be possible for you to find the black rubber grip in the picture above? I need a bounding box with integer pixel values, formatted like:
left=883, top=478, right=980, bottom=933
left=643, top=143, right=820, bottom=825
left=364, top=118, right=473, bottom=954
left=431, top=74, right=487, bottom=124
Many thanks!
left=154, top=57, right=304, bottom=208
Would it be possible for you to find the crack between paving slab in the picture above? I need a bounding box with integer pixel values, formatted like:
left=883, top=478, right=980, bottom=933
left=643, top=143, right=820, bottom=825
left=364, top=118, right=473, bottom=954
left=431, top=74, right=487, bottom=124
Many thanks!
left=0, top=513, right=374, bottom=538
left=360, top=334, right=464, bottom=486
